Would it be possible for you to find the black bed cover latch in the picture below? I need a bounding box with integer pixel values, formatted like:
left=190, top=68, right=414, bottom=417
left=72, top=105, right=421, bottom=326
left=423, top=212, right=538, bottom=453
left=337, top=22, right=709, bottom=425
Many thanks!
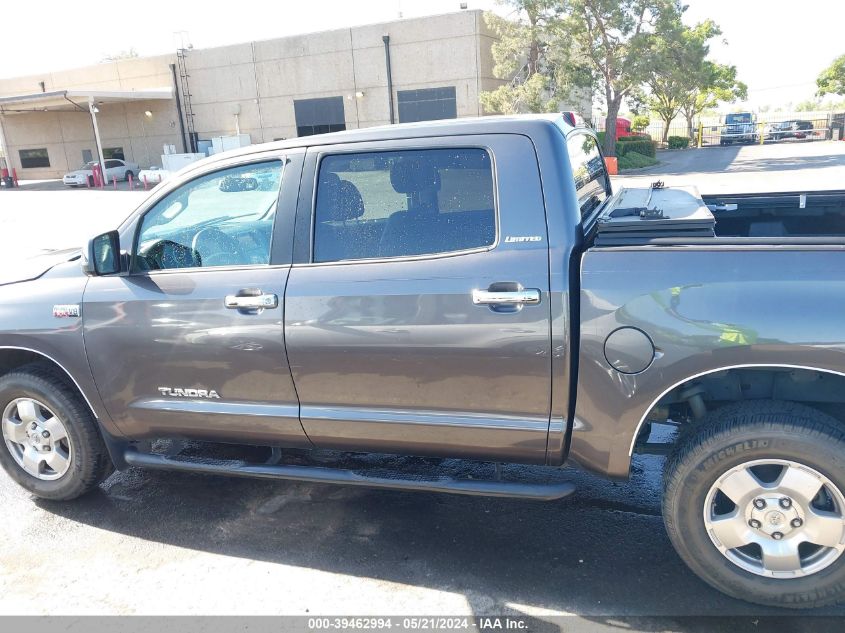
left=606, top=206, right=667, bottom=220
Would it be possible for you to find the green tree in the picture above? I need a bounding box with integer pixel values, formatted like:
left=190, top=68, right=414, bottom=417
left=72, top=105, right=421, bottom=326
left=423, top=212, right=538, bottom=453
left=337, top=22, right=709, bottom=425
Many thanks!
left=556, top=0, right=682, bottom=157
left=101, top=48, right=139, bottom=62
left=480, top=1, right=582, bottom=114
left=816, top=54, right=845, bottom=97
left=630, top=113, right=650, bottom=132
left=645, top=19, right=721, bottom=143
left=679, top=62, right=747, bottom=140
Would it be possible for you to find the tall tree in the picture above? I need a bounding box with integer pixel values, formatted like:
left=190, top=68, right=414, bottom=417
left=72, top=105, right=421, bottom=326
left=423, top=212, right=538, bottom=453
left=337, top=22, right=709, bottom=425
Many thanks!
left=679, top=62, right=747, bottom=139
left=645, top=19, right=721, bottom=143
left=480, top=1, right=578, bottom=114
left=557, top=0, right=681, bottom=157
left=816, top=54, right=845, bottom=97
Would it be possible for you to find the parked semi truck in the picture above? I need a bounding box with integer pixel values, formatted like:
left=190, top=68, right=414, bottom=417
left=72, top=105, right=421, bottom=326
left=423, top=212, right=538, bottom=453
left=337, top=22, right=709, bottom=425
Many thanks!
left=3, top=115, right=845, bottom=608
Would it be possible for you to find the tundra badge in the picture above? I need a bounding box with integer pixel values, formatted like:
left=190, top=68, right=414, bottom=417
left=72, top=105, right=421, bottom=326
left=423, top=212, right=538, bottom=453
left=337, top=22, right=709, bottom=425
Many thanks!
left=158, top=387, right=221, bottom=399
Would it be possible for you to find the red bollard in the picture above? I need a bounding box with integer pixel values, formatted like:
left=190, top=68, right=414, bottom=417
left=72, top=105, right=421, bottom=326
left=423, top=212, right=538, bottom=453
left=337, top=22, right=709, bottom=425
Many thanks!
left=128, top=172, right=133, bottom=189
left=113, top=176, right=117, bottom=190
left=143, top=175, right=148, bottom=190
left=12, top=169, right=18, bottom=187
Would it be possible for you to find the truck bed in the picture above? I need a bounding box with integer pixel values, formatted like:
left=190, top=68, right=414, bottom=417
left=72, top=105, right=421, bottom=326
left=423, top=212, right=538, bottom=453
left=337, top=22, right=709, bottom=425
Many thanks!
left=703, top=190, right=845, bottom=238
left=591, top=189, right=845, bottom=246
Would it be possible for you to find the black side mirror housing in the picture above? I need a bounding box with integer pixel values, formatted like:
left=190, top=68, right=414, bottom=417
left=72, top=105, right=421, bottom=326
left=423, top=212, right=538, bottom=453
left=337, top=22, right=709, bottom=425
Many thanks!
left=82, top=230, right=122, bottom=276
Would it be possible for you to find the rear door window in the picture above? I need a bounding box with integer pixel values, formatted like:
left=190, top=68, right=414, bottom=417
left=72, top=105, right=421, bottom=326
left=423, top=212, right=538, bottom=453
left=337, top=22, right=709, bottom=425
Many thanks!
left=312, top=148, right=495, bottom=263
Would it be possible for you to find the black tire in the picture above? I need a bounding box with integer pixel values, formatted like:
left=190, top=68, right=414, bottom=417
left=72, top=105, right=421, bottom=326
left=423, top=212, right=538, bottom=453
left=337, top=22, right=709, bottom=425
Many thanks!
left=664, top=400, right=845, bottom=609
left=0, top=364, right=113, bottom=500
left=124, top=170, right=134, bottom=182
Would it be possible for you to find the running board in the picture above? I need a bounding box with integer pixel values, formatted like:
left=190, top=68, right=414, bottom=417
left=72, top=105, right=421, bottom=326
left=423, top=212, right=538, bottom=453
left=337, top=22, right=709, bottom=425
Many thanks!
left=122, top=449, right=576, bottom=501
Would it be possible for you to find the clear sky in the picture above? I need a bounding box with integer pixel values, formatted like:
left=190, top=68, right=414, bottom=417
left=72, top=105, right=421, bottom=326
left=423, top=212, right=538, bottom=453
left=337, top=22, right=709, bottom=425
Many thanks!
left=4, top=0, right=843, bottom=110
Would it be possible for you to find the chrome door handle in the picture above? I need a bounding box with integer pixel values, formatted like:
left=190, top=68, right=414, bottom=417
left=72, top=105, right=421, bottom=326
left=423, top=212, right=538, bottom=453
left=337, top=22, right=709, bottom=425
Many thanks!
left=472, top=289, right=541, bottom=305
left=224, top=293, right=278, bottom=310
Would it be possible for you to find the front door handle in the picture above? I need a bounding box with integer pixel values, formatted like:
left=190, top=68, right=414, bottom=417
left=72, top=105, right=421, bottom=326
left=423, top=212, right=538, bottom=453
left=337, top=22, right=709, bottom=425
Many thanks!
left=224, top=293, right=278, bottom=311
left=472, top=288, right=541, bottom=306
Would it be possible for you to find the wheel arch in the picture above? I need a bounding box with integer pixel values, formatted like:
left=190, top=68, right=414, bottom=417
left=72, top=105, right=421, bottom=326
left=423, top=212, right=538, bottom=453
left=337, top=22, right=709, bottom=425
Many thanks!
left=0, top=346, right=100, bottom=420
left=630, top=363, right=845, bottom=456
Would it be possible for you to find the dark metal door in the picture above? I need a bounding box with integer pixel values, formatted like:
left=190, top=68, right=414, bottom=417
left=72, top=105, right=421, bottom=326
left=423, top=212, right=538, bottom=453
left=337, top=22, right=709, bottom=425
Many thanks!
left=284, top=135, right=552, bottom=463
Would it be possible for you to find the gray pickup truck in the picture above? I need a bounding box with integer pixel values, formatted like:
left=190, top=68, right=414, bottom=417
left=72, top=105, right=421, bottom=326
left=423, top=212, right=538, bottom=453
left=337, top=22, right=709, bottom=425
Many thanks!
left=3, top=115, right=845, bottom=609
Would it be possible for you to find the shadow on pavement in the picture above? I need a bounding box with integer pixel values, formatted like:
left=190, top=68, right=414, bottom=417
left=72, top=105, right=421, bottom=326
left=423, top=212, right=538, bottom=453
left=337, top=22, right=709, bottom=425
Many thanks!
left=642, top=146, right=845, bottom=176
left=33, top=450, right=845, bottom=620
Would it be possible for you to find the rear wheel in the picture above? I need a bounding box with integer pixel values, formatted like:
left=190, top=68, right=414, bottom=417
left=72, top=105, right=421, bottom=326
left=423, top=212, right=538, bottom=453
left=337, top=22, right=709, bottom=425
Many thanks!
left=0, top=365, right=112, bottom=500
left=124, top=170, right=134, bottom=182
left=663, top=401, right=845, bottom=608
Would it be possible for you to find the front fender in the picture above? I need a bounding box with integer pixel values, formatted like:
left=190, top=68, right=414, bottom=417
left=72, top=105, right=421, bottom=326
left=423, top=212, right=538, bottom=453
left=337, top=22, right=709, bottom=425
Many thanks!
left=0, top=261, right=119, bottom=438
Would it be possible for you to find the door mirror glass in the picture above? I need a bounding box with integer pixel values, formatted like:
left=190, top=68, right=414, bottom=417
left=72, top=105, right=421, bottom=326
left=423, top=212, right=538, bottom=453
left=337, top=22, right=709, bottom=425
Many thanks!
left=83, top=230, right=121, bottom=276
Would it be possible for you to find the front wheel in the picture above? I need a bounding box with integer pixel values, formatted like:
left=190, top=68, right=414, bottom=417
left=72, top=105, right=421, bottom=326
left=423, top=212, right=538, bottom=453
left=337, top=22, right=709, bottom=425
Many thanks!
left=0, top=365, right=113, bottom=500
left=663, top=401, right=845, bottom=608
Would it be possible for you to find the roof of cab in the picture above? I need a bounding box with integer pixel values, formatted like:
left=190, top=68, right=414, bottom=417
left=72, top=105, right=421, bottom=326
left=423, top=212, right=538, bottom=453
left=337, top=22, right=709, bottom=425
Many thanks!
left=189, top=113, right=578, bottom=169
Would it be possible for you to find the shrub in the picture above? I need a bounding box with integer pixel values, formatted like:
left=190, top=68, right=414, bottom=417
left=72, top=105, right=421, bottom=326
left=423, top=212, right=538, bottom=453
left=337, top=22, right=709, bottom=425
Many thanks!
left=618, top=151, right=658, bottom=171
left=616, top=139, right=656, bottom=158
left=667, top=136, right=690, bottom=149
left=631, top=114, right=650, bottom=133
left=619, top=133, right=652, bottom=141
left=594, top=131, right=656, bottom=158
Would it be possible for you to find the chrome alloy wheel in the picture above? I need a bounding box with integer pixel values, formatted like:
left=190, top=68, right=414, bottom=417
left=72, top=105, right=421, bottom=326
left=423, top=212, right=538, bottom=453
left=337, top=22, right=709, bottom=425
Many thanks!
left=2, top=398, right=72, bottom=481
left=704, top=459, right=845, bottom=578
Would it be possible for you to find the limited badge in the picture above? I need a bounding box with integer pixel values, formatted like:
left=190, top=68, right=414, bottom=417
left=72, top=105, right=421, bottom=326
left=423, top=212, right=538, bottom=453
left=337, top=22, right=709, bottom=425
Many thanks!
left=53, top=304, right=81, bottom=318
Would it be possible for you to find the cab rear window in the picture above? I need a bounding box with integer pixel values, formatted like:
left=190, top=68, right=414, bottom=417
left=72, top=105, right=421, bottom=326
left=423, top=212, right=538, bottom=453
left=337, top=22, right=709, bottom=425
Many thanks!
left=567, top=133, right=610, bottom=220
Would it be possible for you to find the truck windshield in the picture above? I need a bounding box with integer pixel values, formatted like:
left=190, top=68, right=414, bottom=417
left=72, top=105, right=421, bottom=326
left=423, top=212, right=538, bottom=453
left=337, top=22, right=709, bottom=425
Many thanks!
left=725, top=114, right=752, bottom=124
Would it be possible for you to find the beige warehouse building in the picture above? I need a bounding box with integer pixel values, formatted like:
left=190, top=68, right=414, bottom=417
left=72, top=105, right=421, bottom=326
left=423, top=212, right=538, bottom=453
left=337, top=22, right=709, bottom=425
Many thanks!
left=0, top=10, right=591, bottom=180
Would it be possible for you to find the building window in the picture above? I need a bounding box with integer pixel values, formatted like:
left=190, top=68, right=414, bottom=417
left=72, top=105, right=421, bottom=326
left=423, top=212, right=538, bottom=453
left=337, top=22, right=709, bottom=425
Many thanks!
left=19, top=148, right=50, bottom=169
left=103, top=147, right=125, bottom=160
left=397, top=87, right=457, bottom=123
left=313, top=148, right=495, bottom=263
left=294, top=97, right=345, bottom=137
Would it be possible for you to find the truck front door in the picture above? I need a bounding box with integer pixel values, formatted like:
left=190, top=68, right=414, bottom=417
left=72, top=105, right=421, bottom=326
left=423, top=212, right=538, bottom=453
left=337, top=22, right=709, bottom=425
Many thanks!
left=284, top=135, right=552, bottom=463
left=83, top=153, right=311, bottom=448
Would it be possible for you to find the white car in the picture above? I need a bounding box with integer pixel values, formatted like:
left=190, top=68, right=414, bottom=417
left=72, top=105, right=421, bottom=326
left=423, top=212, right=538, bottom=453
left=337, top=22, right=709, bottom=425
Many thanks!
left=137, top=166, right=172, bottom=186
left=62, top=159, right=139, bottom=187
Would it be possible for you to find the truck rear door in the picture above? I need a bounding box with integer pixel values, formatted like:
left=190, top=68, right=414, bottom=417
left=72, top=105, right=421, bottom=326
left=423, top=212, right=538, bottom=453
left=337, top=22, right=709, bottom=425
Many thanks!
left=284, top=134, right=552, bottom=463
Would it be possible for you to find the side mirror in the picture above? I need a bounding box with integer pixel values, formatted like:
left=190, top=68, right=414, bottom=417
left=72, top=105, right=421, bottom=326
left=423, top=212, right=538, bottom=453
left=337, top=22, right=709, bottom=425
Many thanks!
left=83, top=230, right=122, bottom=276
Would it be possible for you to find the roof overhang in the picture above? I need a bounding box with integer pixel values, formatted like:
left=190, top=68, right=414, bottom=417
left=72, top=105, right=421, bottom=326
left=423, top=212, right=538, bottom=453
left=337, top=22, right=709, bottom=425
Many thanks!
left=0, top=88, right=173, bottom=113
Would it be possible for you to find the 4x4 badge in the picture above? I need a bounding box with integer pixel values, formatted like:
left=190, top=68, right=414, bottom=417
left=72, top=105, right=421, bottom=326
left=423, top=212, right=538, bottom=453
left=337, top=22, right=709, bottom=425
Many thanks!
left=52, top=305, right=80, bottom=318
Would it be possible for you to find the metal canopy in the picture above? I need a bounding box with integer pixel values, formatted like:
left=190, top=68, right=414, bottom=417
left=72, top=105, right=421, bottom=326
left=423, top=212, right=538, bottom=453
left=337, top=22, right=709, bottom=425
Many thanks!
left=0, top=88, right=173, bottom=180
left=0, top=88, right=173, bottom=113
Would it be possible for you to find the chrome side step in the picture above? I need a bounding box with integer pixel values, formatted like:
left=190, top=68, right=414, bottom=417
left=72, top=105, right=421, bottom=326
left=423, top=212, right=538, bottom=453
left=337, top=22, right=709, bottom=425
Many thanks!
left=123, top=449, right=576, bottom=501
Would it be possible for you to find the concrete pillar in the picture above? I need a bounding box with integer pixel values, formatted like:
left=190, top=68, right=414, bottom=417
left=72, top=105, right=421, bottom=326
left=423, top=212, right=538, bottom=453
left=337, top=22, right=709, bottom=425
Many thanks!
left=89, top=99, right=107, bottom=185
left=0, top=115, right=12, bottom=175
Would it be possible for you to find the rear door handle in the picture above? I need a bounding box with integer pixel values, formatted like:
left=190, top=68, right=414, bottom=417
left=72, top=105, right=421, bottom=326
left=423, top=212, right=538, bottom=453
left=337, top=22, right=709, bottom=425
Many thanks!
left=224, top=293, right=278, bottom=310
left=472, top=289, right=541, bottom=305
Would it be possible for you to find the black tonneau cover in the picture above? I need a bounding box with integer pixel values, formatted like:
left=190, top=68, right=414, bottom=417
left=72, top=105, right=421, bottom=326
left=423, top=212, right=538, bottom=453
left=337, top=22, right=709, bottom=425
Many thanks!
left=594, top=185, right=716, bottom=246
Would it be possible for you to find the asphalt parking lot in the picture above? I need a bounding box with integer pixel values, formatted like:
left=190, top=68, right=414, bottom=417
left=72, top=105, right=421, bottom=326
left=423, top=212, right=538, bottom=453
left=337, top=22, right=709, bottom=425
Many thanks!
left=2, top=141, right=845, bottom=626
left=615, top=139, right=845, bottom=192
